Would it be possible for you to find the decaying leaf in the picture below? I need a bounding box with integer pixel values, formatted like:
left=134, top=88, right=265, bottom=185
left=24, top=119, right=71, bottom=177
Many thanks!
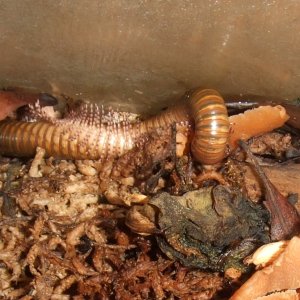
left=239, top=140, right=300, bottom=241
left=136, top=186, right=270, bottom=273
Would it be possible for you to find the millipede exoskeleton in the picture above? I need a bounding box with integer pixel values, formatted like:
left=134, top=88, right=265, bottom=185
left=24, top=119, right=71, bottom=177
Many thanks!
left=0, top=89, right=289, bottom=166
left=188, top=89, right=230, bottom=165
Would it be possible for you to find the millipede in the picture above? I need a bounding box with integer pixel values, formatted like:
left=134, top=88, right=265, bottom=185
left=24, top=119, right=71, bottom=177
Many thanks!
left=188, top=89, right=229, bottom=164
left=0, top=88, right=289, bottom=165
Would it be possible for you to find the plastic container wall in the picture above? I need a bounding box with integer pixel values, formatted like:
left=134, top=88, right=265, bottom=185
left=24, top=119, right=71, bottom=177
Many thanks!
left=0, top=0, right=299, bottom=113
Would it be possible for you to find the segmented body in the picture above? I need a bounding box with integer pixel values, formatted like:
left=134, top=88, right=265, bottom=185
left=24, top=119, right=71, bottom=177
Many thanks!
left=0, top=89, right=229, bottom=165
left=189, top=89, right=229, bottom=164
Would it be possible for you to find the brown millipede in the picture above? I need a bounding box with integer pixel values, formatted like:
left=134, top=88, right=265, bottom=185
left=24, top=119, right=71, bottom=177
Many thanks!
left=0, top=89, right=289, bottom=165
left=188, top=89, right=230, bottom=164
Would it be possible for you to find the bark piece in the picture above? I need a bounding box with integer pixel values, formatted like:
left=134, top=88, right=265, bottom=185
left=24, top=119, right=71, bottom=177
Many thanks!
left=244, top=163, right=300, bottom=214
left=239, top=140, right=300, bottom=241
left=230, top=236, right=300, bottom=300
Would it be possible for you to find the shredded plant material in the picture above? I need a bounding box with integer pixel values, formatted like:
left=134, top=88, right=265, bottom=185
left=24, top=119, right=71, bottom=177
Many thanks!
left=0, top=156, right=226, bottom=299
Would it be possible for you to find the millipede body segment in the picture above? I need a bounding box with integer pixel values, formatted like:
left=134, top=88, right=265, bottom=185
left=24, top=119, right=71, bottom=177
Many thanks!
left=0, top=119, right=138, bottom=160
left=189, top=89, right=230, bottom=164
left=0, top=89, right=288, bottom=165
